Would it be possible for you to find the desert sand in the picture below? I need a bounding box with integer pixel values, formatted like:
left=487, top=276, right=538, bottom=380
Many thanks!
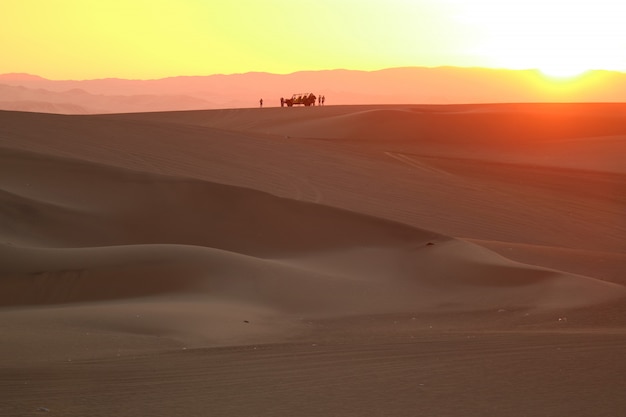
left=1, top=103, right=625, bottom=416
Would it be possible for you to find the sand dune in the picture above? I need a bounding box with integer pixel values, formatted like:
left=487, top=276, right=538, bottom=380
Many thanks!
left=1, top=141, right=621, bottom=313
left=1, top=104, right=625, bottom=416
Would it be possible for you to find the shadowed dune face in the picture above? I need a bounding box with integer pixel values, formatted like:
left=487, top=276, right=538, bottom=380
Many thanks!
left=1, top=146, right=624, bottom=319
left=0, top=148, right=434, bottom=252
left=0, top=105, right=625, bottom=351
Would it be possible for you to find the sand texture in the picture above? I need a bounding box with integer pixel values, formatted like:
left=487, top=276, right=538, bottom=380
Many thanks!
left=1, top=103, right=625, bottom=416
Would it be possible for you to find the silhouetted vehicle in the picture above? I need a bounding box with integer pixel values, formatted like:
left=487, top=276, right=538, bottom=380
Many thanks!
left=284, top=93, right=316, bottom=107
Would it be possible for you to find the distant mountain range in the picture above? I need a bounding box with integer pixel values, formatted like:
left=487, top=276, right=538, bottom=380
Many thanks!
left=1, top=67, right=625, bottom=114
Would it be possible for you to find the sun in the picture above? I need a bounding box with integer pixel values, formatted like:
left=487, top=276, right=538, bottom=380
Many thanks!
left=537, top=63, right=591, bottom=79
left=447, top=0, right=626, bottom=76
left=529, top=44, right=598, bottom=79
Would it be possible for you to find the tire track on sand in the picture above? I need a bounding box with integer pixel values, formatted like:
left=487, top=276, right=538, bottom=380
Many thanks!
left=384, top=152, right=453, bottom=176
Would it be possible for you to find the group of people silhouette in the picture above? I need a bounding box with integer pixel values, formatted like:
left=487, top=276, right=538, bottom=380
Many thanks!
left=259, top=95, right=327, bottom=108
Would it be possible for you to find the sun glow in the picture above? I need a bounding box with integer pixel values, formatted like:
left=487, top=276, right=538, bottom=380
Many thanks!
left=533, top=49, right=595, bottom=78
left=447, top=0, right=626, bottom=77
left=1, top=0, right=625, bottom=79
left=538, top=65, right=589, bottom=79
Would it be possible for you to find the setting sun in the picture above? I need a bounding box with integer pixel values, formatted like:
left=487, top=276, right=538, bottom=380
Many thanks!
left=538, top=65, right=590, bottom=79
left=446, top=0, right=626, bottom=77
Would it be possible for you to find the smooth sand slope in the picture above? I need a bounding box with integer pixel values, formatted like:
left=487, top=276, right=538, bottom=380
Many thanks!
left=1, top=104, right=625, bottom=416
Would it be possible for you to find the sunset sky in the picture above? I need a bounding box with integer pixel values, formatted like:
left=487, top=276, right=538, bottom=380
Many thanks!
left=3, top=0, right=625, bottom=80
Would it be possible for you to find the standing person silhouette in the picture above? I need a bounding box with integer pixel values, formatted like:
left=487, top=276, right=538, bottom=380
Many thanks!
left=260, top=98, right=263, bottom=108
left=318, top=95, right=321, bottom=106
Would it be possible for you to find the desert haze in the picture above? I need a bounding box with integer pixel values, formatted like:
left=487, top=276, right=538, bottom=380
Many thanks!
left=2, top=67, right=626, bottom=113
left=1, top=103, right=626, bottom=416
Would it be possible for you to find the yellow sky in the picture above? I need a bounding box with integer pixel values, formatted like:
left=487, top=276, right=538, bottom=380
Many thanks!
left=2, top=0, right=625, bottom=80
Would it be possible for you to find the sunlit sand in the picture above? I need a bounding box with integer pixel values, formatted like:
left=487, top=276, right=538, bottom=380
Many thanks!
left=1, top=103, right=625, bottom=416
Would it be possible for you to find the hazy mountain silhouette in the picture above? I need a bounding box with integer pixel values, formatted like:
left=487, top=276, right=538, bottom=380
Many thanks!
left=1, top=67, right=625, bottom=114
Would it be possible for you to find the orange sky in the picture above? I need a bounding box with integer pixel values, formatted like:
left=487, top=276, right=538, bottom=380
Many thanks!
left=2, top=0, right=625, bottom=80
